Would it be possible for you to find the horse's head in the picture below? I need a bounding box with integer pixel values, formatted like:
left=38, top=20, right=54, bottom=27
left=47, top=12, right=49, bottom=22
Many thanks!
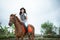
left=9, top=14, right=16, bottom=26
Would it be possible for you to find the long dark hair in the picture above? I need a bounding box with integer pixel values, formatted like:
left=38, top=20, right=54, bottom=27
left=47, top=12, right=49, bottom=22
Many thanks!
left=19, top=7, right=27, bottom=15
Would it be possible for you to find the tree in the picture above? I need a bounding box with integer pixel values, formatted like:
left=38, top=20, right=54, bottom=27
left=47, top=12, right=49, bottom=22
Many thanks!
left=0, top=22, right=15, bottom=38
left=3, top=26, right=9, bottom=36
left=0, top=22, right=5, bottom=35
left=41, top=21, right=56, bottom=35
left=0, top=22, right=10, bottom=36
left=59, top=27, right=60, bottom=35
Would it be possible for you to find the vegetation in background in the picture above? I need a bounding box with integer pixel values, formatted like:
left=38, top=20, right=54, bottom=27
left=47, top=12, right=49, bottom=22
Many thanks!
left=41, top=21, right=60, bottom=38
left=0, top=22, right=15, bottom=38
left=0, top=21, right=60, bottom=38
left=59, top=27, right=60, bottom=35
left=41, top=21, right=56, bottom=35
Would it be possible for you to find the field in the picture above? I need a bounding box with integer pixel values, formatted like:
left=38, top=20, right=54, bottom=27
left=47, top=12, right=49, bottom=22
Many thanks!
left=0, top=35, right=60, bottom=40
left=0, top=37, right=60, bottom=40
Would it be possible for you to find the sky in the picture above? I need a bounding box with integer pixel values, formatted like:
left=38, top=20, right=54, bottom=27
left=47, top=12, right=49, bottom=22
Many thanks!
left=0, top=0, right=60, bottom=34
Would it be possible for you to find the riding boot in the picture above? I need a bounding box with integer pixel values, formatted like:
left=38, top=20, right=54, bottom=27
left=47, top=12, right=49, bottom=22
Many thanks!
left=24, top=24, right=28, bottom=33
left=26, top=27, right=28, bottom=33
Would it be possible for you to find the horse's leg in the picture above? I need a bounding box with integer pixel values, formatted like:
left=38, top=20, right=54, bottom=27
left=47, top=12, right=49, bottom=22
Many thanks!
left=29, top=36, right=31, bottom=40
left=28, top=33, right=31, bottom=40
left=31, top=33, right=34, bottom=40
left=29, top=31, right=35, bottom=40
left=28, top=24, right=34, bottom=40
left=28, top=33, right=34, bottom=40
left=16, top=37, right=19, bottom=40
left=21, top=36, right=23, bottom=40
left=28, top=36, right=31, bottom=40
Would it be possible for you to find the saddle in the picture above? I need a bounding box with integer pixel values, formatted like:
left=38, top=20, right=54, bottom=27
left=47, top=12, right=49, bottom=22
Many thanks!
left=22, top=24, right=33, bottom=33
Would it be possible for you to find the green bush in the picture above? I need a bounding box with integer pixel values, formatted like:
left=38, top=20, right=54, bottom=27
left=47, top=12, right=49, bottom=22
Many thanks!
left=0, top=35, right=15, bottom=39
left=43, top=35, right=60, bottom=38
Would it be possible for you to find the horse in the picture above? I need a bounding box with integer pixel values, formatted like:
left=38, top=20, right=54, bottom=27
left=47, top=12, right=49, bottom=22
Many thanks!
left=9, top=14, right=34, bottom=40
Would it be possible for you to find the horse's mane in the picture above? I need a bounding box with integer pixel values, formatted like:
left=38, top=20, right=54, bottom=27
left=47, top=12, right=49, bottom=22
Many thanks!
left=15, top=16, right=22, bottom=24
left=10, top=14, right=23, bottom=24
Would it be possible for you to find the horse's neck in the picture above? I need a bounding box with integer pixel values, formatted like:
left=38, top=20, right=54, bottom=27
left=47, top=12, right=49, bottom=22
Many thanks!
left=14, top=17, right=22, bottom=30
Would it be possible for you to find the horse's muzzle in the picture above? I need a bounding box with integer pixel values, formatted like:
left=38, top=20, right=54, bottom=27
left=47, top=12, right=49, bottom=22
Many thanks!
left=9, top=22, right=12, bottom=26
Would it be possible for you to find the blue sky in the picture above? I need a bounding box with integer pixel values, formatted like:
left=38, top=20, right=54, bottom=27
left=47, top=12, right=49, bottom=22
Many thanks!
left=0, top=0, right=60, bottom=34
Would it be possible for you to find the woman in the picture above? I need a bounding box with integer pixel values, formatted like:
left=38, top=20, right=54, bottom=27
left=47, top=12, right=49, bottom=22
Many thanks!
left=19, top=7, right=28, bottom=33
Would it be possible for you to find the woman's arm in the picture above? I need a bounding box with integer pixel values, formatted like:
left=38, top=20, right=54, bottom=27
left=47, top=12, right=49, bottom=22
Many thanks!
left=24, top=13, right=27, bottom=20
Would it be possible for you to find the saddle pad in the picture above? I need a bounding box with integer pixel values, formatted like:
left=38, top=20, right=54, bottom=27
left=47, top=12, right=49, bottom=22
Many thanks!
left=28, top=25, right=32, bottom=33
left=22, top=25, right=26, bottom=33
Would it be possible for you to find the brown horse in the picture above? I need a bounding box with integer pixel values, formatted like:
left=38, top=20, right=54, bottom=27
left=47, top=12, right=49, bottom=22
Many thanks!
left=9, top=14, right=34, bottom=40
